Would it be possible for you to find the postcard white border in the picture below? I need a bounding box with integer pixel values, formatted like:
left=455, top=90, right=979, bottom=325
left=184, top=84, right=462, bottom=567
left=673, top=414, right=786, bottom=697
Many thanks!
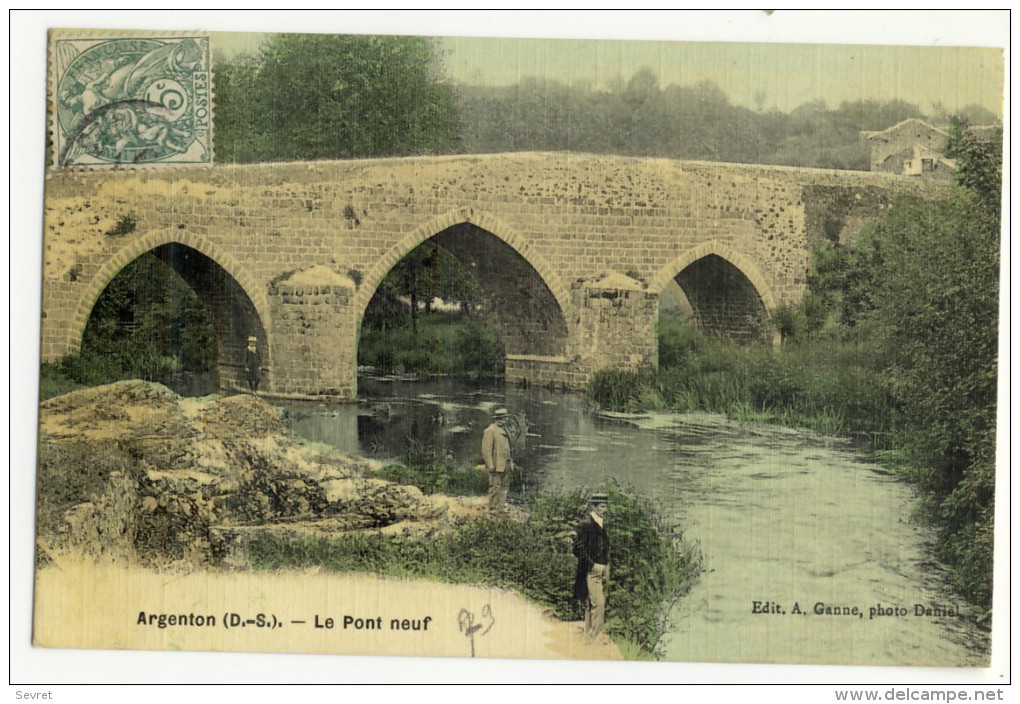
left=9, top=8, right=1010, bottom=693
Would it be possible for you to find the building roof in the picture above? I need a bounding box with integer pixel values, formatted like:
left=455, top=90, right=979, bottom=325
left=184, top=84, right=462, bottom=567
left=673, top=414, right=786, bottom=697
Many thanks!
left=861, top=118, right=948, bottom=141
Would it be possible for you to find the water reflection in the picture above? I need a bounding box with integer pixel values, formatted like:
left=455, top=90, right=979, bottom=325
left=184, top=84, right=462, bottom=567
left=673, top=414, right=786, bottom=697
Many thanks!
left=285, top=376, right=605, bottom=497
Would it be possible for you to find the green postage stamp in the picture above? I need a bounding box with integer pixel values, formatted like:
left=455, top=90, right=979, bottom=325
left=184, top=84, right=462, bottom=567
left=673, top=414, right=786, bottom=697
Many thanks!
left=50, top=31, right=212, bottom=167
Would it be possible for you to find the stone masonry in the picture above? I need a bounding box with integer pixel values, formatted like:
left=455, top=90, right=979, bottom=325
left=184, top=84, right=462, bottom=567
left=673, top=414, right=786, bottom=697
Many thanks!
left=40, top=153, right=946, bottom=399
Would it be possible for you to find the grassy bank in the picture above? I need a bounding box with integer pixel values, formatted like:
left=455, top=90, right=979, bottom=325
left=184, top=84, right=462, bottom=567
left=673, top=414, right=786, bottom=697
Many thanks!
left=40, top=355, right=215, bottom=401
left=40, top=355, right=183, bottom=401
left=251, top=483, right=700, bottom=658
left=589, top=318, right=896, bottom=439
left=374, top=460, right=494, bottom=497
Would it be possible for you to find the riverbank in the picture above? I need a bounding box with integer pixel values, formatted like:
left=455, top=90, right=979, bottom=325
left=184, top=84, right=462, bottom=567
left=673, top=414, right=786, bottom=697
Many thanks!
left=587, top=314, right=995, bottom=617
left=37, top=380, right=491, bottom=569
left=34, top=380, right=688, bottom=660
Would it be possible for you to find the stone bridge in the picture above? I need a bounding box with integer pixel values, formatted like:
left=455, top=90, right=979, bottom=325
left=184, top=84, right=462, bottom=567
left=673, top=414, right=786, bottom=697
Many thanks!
left=40, top=153, right=943, bottom=399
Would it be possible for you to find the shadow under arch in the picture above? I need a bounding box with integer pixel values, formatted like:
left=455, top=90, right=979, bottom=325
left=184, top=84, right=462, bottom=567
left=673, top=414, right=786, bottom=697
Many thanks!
left=351, top=210, right=573, bottom=383
left=648, top=240, right=778, bottom=345
left=351, top=209, right=574, bottom=337
left=71, top=230, right=272, bottom=392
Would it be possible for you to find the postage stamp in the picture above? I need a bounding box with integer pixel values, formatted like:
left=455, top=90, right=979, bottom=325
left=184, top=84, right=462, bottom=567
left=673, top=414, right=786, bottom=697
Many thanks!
left=50, top=30, right=212, bottom=168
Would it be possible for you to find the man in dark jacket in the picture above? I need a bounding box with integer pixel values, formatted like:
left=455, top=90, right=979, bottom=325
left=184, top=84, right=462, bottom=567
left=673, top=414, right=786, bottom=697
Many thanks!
left=244, top=336, right=262, bottom=393
left=573, top=492, right=610, bottom=637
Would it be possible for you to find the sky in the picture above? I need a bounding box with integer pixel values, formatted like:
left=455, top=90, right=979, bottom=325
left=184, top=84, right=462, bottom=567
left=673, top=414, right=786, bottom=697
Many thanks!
left=209, top=11, right=1005, bottom=118
left=440, top=37, right=1003, bottom=117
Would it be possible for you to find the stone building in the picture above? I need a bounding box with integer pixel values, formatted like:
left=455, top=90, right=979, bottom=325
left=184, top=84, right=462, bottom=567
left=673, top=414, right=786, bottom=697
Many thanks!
left=862, top=119, right=952, bottom=178
left=862, top=118, right=1000, bottom=180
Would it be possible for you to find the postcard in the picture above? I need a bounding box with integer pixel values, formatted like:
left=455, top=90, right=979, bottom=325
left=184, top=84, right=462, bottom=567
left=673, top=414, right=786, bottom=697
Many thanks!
left=19, top=12, right=1007, bottom=683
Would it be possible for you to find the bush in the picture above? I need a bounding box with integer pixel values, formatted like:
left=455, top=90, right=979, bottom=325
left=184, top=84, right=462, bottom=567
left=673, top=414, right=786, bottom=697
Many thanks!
left=375, top=460, right=491, bottom=497
left=655, top=317, right=700, bottom=369
left=586, top=369, right=654, bottom=411
left=358, top=312, right=503, bottom=378
left=745, top=351, right=804, bottom=410
left=250, top=485, right=699, bottom=656
left=590, top=319, right=899, bottom=438
left=39, top=362, right=86, bottom=400
left=455, top=318, right=504, bottom=378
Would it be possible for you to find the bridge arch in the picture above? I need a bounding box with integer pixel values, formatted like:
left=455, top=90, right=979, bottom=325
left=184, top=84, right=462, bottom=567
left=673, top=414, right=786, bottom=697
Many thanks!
left=70, top=229, right=272, bottom=391
left=649, top=240, right=779, bottom=345
left=352, top=209, right=573, bottom=336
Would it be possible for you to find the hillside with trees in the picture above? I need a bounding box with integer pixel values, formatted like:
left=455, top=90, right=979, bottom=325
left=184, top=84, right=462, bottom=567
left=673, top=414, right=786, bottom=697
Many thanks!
left=451, top=70, right=998, bottom=169
left=213, top=37, right=999, bottom=170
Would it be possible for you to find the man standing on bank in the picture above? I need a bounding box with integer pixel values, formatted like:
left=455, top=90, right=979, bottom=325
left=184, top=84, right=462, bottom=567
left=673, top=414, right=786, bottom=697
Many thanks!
left=481, top=407, right=512, bottom=512
left=245, top=336, right=262, bottom=394
left=573, top=493, right=610, bottom=637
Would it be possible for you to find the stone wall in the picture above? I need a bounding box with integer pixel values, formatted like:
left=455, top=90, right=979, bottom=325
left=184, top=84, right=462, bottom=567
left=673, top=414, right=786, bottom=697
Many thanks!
left=267, top=266, right=356, bottom=398
left=40, top=153, right=945, bottom=398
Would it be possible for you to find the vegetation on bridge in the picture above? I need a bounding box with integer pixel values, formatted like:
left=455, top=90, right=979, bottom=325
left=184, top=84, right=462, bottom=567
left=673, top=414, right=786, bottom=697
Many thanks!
left=589, top=122, right=1001, bottom=614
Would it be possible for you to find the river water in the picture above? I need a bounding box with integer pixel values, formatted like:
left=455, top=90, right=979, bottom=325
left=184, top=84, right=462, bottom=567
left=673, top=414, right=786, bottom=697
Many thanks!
left=280, top=376, right=989, bottom=667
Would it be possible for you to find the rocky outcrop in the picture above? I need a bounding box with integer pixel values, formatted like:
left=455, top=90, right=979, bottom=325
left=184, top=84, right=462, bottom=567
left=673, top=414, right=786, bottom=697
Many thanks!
left=36, top=381, right=489, bottom=568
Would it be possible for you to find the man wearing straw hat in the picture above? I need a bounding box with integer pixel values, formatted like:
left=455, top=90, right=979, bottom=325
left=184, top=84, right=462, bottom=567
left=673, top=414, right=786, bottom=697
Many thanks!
left=573, top=492, right=610, bottom=637
left=481, top=407, right=513, bottom=512
left=244, top=336, right=262, bottom=394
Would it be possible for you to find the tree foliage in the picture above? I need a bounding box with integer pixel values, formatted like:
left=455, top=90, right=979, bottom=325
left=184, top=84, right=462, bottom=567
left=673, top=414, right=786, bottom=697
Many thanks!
left=369, top=239, right=483, bottom=333
left=782, top=122, right=1001, bottom=609
left=216, top=34, right=461, bottom=162
left=52, top=254, right=217, bottom=391
left=866, top=189, right=999, bottom=609
left=215, top=43, right=999, bottom=172
left=946, top=117, right=1004, bottom=210
left=451, top=70, right=978, bottom=169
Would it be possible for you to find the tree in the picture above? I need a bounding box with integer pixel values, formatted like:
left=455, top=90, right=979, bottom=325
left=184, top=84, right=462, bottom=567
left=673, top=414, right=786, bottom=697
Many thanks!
left=215, top=34, right=461, bottom=162
left=946, top=117, right=1003, bottom=211
left=858, top=123, right=1001, bottom=608
left=373, top=240, right=483, bottom=334
left=869, top=191, right=998, bottom=608
left=75, top=254, right=217, bottom=386
left=956, top=103, right=999, bottom=127
left=378, top=243, right=437, bottom=334
left=836, top=99, right=923, bottom=131
left=452, top=69, right=927, bottom=171
left=624, top=68, right=659, bottom=107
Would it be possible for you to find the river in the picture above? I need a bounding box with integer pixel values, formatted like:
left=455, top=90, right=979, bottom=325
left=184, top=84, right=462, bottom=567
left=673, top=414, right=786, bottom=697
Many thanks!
left=280, top=376, right=989, bottom=667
